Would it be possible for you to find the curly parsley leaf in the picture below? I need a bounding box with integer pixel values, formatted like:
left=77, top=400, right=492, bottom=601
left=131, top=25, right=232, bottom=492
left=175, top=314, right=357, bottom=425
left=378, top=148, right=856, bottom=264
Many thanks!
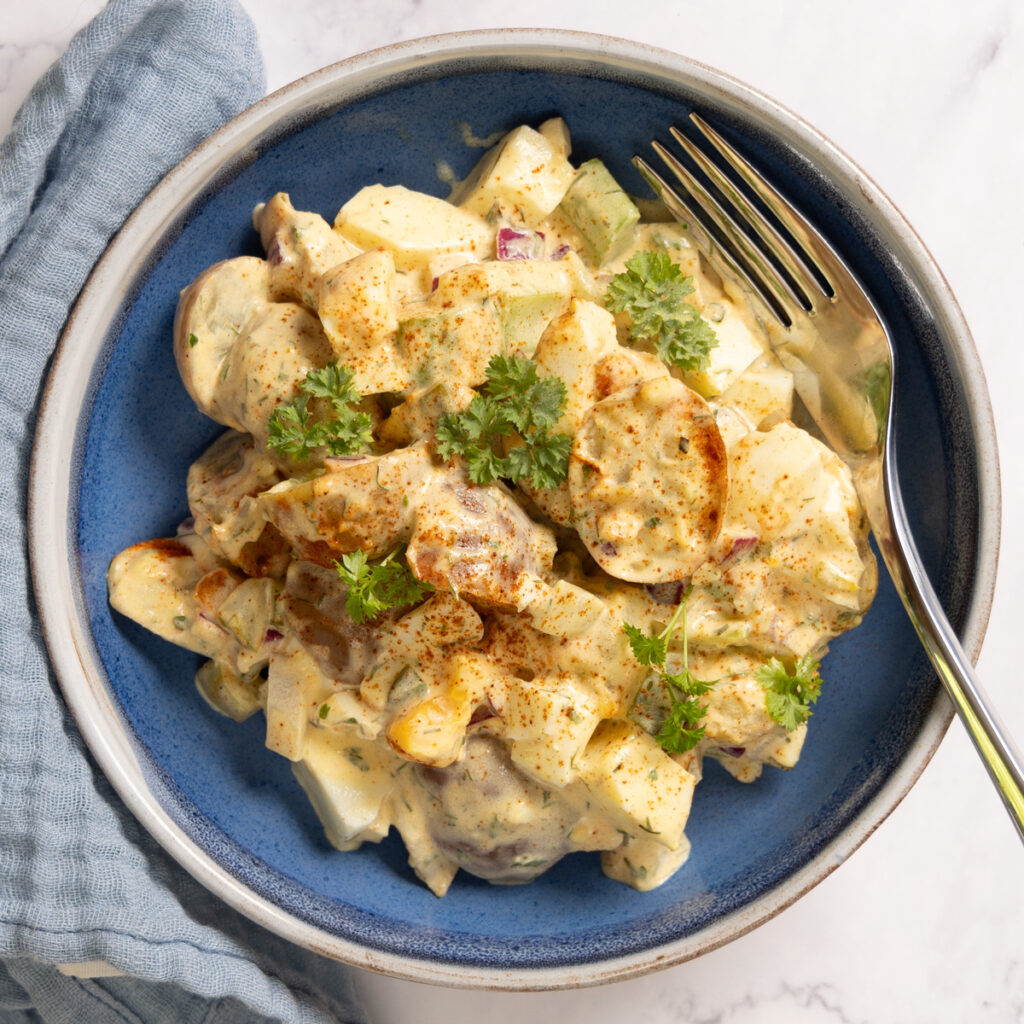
left=481, top=353, right=539, bottom=405
left=301, top=363, right=360, bottom=407
left=756, top=653, right=822, bottom=731
left=267, top=362, right=373, bottom=462
left=434, top=354, right=570, bottom=489
left=506, top=432, right=572, bottom=491
left=334, top=547, right=433, bottom=624
left=605, top=250, right=718, bottom=371
left=625, top=590, right=712, bottom=753
left=624, top=622, right=668, bottom=668
left=266, top=394, right=318, bottom=460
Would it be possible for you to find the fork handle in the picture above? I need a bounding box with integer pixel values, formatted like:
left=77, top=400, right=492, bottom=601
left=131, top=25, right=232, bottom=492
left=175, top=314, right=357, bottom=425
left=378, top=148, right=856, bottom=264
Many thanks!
left=882, top=469, right=1024, bottom=840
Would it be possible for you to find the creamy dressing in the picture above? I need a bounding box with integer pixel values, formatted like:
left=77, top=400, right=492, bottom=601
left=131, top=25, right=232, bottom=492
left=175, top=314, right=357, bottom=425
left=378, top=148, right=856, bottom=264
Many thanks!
left=108, top=119, right=876, bottom=897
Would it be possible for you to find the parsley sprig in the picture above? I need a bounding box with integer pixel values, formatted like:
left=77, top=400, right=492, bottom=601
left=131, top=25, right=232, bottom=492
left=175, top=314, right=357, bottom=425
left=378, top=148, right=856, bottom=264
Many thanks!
left=434, top=354, right=571, bottom=489
left=625, top=591, right=712, bottom=754
left=755, top=654, right=822, bottom=731
left=605, top=251, right=718, bottom=371
left=334, top=547, right=433, bottom=623
left=267, top=362, right=373, bottom=461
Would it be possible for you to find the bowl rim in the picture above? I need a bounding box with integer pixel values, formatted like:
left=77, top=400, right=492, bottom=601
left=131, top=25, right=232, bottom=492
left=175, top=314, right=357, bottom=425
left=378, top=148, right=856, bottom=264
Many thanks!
left=28, top=27, right=1001, bottom=990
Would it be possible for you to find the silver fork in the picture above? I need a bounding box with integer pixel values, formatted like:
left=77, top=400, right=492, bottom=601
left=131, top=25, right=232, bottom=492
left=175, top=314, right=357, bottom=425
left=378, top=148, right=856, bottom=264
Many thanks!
left=635, top=114, right=1024, bottom=840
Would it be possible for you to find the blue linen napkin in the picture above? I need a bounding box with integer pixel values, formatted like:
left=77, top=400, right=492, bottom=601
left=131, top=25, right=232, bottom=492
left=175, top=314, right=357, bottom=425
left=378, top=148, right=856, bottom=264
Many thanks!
left=0, top=3, right=367, bottom=1021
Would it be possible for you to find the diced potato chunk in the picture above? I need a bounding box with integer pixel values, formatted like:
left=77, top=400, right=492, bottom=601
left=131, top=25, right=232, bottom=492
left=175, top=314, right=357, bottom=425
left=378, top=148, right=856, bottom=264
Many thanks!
left=259, top=444, right=432, bottom=564
left=292, top=727, right=397, bottom=846
left=335, top=185, right=493, bottom=270
left=186, top=431, right=285, bottom=572
left=537, top=116, right=571, bottom=160
left=433, top=259, right=577, bottom=356
left=717, top=351, right=794, bottom=429
left=533, top=299, right=621, bottom=433
left=601, top=832, right=691, bottom=891
left=503, top=672, right=604, bottom=788
left=527, top=299, right=667, bottom=526
left=451, top=125, right=576, bottom=226
left=396, top=305, right=502, bottom=390
left=194, top=660, right=263, bottom=723
left=378, top=381, right=475, bottom=445
left=254, top=192, right=360, bottom=305
left=524, top=580, right=607, bottom=638
left=265, top=641, right=329, bottom=761
left=386, top=651, right=495, bottom=767
left=217, top=576, right=276, bottom=651
left=726, top=422, right=868, bottom=605
left=219, top=304, right=335, bottom=448
left=315, top=247, right=411, bottom=395
left=361, top=593, right=484, bottom=711
left=575, top=719, right=696, bottom=848
left=683, top=301, right=767, bottom=399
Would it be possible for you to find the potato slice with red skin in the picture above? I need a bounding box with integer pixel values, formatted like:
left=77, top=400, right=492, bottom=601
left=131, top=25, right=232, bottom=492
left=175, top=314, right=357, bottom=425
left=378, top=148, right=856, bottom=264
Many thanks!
left=259, top=444, right=434, bottom=565
left=174, top=255, right=334, bottom=446
left=406, top=473, right=556, bottom=613
left=173, top=256, right=270, bottom=424
left=279, top=560, right=381, bottom=686
left=568, top=375, right=727, bottom=582
left=187, top=430, right=289, bottom=577
left=107, top=539, right=244, bottom=666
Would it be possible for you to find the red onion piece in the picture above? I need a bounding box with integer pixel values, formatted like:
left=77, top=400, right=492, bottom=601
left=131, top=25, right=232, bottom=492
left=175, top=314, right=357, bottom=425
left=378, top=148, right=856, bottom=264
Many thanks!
left=198, top=611, right=229, bottom=634
left=468, top=700, right=498, bottom=727
left=600, top=541, right=618, bottom=557
left=264, top=628, right=284, bottom=643
left=550, top=243, right=571, bottom=260
left=644, top=582, right=686, bottom=605
left=722, top=535, right=758, bottom=565
left=719, top=746, right=746, bottom=758
left=496, top=226, right=545, bottom=261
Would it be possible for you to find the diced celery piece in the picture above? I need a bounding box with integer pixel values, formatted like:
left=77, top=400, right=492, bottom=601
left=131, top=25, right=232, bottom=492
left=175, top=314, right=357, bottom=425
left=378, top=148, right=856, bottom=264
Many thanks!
left=559, top=159, right=640, bottom=266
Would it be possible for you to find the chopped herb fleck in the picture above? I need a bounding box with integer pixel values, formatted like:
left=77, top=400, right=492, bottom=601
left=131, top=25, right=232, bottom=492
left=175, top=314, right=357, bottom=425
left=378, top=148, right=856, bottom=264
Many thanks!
left=345, top=747, right=370, bottom=772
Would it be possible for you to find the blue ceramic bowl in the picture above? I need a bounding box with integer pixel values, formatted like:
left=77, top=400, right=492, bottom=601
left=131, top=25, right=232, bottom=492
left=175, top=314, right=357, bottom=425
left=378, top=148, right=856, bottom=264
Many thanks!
left=30, top=30, right=999, bottom=987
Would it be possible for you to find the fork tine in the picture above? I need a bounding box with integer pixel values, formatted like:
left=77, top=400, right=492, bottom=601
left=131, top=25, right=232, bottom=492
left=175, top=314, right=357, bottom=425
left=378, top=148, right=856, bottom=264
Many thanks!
left=688, top=113, right=845, bottom=293
left=669, top=125, right=825, bottom=309
left=632, top=155, right=785, bottom=324
left=648, top=139, right=805, bottom=324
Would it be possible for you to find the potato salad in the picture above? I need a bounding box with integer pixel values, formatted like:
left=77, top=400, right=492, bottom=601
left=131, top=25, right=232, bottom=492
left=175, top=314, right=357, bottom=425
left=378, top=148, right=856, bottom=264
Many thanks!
left=107, top=119, right=877, bottom=895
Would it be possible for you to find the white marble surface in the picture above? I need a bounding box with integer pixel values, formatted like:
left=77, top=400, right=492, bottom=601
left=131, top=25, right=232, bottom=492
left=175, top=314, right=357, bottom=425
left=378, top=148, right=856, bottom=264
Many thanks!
left=5, top=1, right=1024, bottom=1021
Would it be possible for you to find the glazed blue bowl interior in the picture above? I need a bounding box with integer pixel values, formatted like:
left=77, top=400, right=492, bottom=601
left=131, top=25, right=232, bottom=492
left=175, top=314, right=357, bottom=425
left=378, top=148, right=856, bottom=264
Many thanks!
left=75, top=60, right=978, bottom=969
